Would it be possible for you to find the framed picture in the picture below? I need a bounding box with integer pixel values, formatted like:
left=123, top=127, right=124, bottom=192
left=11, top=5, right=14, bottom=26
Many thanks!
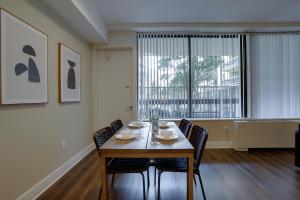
left=58, top=43, right=80, bottom=102
left=0, top=9, right=48, bottom=104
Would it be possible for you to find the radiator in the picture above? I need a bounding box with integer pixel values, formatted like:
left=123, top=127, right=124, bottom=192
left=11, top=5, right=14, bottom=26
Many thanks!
left=232, top=120, right=298, bottom=151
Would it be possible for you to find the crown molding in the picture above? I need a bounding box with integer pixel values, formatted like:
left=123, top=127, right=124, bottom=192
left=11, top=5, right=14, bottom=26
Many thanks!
left=107, top=22, right=300, bottom=32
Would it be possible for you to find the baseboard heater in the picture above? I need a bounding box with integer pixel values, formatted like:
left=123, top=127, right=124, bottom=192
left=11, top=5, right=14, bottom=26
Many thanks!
left=232, top=120, right=298, bottom=151
left=296, top=125, right=300, bottom=167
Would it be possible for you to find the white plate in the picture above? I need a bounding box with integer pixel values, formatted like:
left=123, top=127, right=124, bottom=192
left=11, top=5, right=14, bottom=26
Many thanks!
left=158, top=121, right=169, bottom=128
left=115, top=132, right=136, bottom=140
left=156, top=132, right=179, bottom=141
left=159, top=124, right=169, bottom=128
left=128, top=121, right=144, bottom=128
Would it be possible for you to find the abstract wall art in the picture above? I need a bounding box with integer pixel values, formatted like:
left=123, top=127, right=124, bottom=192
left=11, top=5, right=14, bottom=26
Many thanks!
left=58, top=43, right=80, bottom=102
left=0, top=9, right=48, bottom=104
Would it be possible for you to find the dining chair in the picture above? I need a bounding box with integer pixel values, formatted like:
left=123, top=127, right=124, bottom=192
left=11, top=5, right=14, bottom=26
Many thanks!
left=153, top=119, right=191, bottom=184
left=111, top=119, right=123, bottom=133
left=178, top=119, right=192, bottom=138
left=155, top=125, right=208, bottom=200
left=93, top=126, right=150, bottom=200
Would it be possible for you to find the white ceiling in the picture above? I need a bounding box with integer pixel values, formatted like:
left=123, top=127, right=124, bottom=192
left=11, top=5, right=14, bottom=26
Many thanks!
left=93, top=0, right=300, bottom=24
left=42, top=0, right=300, bottom=43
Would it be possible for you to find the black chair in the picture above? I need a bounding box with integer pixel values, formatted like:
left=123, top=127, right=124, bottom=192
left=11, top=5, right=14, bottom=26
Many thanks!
left=153, top=119, right=192, bottom=181
left=155, top=125, right=208, bottom=200
left=111, top=119, right=123, bottom=133
left=178, top=119, right=192, bottom=138
left=93, top=127, right=150, bottom=200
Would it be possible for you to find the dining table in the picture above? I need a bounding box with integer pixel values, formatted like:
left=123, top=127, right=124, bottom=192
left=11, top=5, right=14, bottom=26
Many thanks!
left=99, top=121, right=194, bottom=200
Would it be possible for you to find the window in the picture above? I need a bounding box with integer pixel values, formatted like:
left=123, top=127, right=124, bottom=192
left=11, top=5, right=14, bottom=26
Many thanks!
left=249, top=33, right=300, bottom=118
left=137, top=33, right=243, bottom=119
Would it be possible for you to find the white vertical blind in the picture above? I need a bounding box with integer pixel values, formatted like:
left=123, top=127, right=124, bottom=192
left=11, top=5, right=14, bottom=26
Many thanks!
left=249, top=33, right=300, bottom=118
left=138, top=33, right=189, bottom=119
left=191, top=35, right=241, bottom=118
left=137, top=33, right=242, bottom=119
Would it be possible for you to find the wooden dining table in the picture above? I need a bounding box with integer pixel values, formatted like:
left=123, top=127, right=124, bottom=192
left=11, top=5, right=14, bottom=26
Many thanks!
left=99, top=122, right=194, bottom=200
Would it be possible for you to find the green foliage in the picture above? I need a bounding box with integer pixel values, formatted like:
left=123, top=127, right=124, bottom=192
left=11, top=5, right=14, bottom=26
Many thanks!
left=159, top=56, right=224, bottom=89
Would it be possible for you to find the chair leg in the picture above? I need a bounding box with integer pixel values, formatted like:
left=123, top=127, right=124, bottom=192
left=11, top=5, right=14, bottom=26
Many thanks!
left=141, top=172, right=146, bottom=200
left=198, top=173, right=206, bottom=200
left=111, top=173, right=115, bottom=187
left=193, top=174, right=197, bottom=185
left=158, top=171, right=162, bottom=200
left=98, top=184, right=102, bottom=200
left=147, top=168, right=150, bottom=188
left=155, top=167, right=157, bottom=185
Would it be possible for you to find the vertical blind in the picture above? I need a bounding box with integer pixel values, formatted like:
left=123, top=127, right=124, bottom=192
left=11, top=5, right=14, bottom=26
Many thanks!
left=137, top=33, right=189, bottom=119
left=190, top=35, right=241, bottom=118
left=137, top=33, right=242, bottom=119
left=249, top=33, right=300, bottom=118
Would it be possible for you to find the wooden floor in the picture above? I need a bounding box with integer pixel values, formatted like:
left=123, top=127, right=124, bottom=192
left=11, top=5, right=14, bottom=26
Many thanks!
left=38, top=149, right=300, bottom=200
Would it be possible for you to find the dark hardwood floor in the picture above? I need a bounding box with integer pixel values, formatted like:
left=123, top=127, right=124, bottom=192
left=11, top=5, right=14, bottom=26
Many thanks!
left=38, top=149, right=300, bottom=200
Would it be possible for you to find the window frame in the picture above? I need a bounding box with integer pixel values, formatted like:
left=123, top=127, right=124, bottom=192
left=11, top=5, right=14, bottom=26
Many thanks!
left=137, top=33, right=247, bottom=119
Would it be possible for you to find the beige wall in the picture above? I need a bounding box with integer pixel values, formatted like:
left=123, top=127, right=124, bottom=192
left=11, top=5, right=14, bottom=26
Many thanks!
left=0, top=1, right=92, bottom=199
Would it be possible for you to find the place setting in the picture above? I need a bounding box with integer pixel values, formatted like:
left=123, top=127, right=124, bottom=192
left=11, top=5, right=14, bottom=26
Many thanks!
left=158, top=120, right=171, bottom=129
left=128, top=120, right=147, bottom=129
left=156, top=130, right=179, bottom=141
left=114, top=128, right=144, bottom=143
left=150, top=120, right=181, bottom=145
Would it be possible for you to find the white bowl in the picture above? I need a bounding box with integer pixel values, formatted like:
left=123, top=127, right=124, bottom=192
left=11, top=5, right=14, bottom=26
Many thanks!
left=115, top=130, right=136, bottom=140
left=160, top=130, right=173, bottom=138
left=157, top=130, right=178, bottom=141
left=159, top=121, right=168, bottom=126
left=128, top=121, right=143, bottom=128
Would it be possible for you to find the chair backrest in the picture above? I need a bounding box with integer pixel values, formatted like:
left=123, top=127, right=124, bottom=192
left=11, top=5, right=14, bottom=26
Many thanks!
left=111, top=119, right=123, bottom=133
left=188, top=125, right=208, bottom=169
left=179, top=119, right=192, bottom=138
left=93, top=127, right=114, bottom=149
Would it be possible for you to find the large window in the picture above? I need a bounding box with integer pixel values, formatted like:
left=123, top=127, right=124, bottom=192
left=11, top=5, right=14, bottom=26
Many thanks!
left=137, top=33, right=243, bottom=119
left=249, top=33, right=300, bottom=118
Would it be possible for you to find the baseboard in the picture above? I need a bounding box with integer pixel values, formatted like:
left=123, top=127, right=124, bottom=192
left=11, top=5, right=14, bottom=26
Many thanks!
left=233, top=147, right=249, bottom=151
left=17, top=143, right=95, bottom=200
left=206, top=141, right=232, bottom=149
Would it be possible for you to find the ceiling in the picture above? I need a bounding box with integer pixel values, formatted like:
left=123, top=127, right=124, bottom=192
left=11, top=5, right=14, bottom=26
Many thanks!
left=92, top=0, right=300, bottom=24
left=42, top=0, right=300, bottom=43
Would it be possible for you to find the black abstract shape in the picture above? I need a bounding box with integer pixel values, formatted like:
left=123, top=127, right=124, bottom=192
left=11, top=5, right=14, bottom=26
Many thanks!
left=67, top=60, right=76, bottom=89
left=68, top=60, right=75, bottom=67
left=28, top=58, right=40, bottom=82
left=23, top=45, right=36, bottom=57
left=15, top=63, right=28, bottom=76
left=14, top=45, right=40, bottom=83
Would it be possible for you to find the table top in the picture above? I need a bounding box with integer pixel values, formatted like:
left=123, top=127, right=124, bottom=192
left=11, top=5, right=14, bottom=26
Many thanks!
left=100, top=122, right=193, bottom=152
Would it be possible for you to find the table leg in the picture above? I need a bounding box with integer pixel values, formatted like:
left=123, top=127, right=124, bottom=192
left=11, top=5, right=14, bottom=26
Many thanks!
left=187, top=154, right=193, bottom=200
left=100, top=155, right=108, bottom=200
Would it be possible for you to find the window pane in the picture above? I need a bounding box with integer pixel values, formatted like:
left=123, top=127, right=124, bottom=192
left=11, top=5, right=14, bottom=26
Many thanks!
left=138, top=34, right=189, bottom=119
left=191, top=36, right=241, bottom=118
left=250, top=33, right=300, bottom=118
left=137, top=33, right=242, bottom=119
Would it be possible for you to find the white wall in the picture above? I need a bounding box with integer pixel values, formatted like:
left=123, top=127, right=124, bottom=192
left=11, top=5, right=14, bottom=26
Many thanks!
left=92, top=32, right=137, bottom=132
left=0, top=1, right=93, bottom=199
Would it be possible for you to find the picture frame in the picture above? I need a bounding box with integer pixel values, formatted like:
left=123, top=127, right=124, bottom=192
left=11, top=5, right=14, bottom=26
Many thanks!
left=0, top=8, right=48, bottom=104
left=58, top=43, right=81, bottom=102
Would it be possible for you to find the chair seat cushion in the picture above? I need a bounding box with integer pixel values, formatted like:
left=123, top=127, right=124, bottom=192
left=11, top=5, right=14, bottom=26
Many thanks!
left=108, top=158, right=150, bottom=173
left=155, top=158, right=188, bottom=172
